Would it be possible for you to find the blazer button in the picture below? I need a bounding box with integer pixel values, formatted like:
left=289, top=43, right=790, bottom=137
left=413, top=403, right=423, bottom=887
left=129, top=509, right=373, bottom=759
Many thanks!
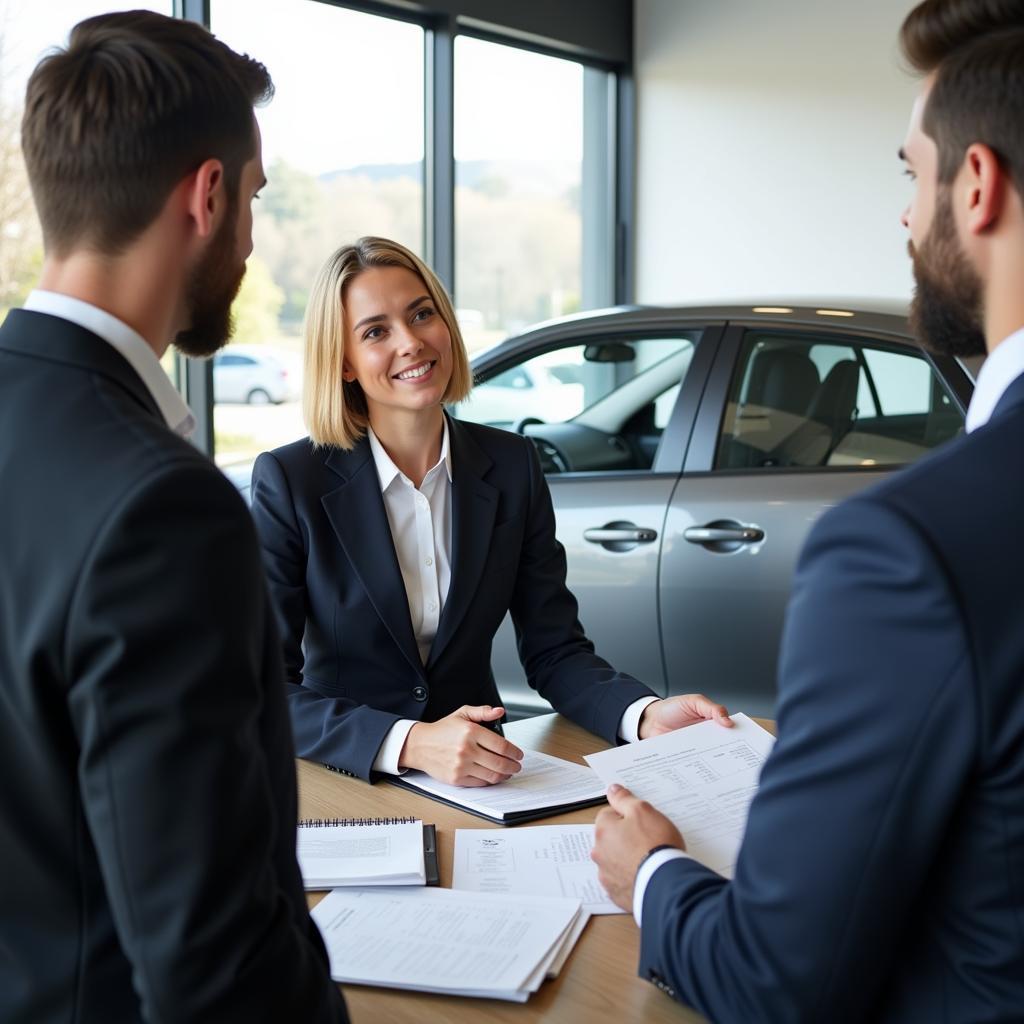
left=412, top=685, right=428, bottom=702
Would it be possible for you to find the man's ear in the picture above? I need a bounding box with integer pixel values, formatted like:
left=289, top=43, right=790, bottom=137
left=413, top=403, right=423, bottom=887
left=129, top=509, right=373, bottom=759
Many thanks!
left=184, top=158, right=227, bottom=240
left=962, top=143, right=1006, bottom=236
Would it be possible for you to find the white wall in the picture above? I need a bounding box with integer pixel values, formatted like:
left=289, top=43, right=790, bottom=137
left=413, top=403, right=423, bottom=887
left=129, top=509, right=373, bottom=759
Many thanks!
left=634, top=0, right=922, bottom=307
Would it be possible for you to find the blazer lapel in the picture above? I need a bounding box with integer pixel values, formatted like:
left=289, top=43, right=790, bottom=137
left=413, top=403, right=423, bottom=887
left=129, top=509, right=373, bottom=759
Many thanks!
left=320, top=443, right=425, bottom=678
left=428, top=418, right=499, bottom=668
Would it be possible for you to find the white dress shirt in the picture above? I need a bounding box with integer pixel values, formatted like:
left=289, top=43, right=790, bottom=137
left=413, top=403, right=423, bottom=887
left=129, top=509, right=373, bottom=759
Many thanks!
left=22, top=289, right=195, bottom=437
left=368, top=418, right=658, bottom=775
left=965, top=326, right=1024, bottom=433
left=630, top=327, right=1024, bottom=923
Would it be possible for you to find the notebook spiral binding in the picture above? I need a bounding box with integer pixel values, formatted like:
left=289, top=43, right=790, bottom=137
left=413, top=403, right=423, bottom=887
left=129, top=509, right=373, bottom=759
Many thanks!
left=297, top=816, right=418, bottom=828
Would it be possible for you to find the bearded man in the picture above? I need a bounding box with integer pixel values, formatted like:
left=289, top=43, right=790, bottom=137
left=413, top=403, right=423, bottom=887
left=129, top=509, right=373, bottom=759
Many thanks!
left=591, top=1, right=1024, bottom=1021
left=0, top=12, right=347, bottom=1023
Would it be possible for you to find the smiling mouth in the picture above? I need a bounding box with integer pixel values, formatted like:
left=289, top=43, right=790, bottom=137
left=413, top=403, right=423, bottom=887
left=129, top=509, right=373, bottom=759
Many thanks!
left=393, top=360, right=436, bottom=381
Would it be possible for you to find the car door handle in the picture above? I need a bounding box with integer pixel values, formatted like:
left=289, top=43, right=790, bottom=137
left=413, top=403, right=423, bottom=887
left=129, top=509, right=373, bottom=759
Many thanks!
left=684, top=526, right=764, bottom=544
left=584, top=526, right=658, bottom=544
left=583, top=521, right=658, bottom=552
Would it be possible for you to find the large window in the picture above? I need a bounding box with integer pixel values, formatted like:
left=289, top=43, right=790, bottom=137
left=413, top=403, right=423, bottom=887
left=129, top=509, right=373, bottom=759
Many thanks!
left=454, top=37, right=615, bottom=352
left=0, top=1, right=631, bottom=466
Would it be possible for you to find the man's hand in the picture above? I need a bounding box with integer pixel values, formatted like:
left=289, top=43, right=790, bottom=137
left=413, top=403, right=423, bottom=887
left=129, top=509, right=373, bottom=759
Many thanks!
left=399, top=705, right=524, bottom=786
left=638, top=693, right=733, bottom=740
left=592, top=784, right=685, bottom=911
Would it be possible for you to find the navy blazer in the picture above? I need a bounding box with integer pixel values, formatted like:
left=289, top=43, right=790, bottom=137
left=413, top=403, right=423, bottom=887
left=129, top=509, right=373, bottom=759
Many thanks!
left=637, top=373, right=1024, bottom=1022
left=251, top=417, right=656, bottom=781
left=0, top=311, right=346, bottom=1024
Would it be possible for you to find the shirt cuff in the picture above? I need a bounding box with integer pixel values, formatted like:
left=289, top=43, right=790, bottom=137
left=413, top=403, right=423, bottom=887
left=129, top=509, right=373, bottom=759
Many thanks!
left=371, top=719, right=417, bottom=775
left=633, top=848, right=690, bottom=926
left=618, top=696, right=661, bottom=743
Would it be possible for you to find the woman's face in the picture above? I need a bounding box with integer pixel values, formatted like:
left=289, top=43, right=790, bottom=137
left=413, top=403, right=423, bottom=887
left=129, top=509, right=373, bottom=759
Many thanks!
left=341, top=265, right=453, bottom=424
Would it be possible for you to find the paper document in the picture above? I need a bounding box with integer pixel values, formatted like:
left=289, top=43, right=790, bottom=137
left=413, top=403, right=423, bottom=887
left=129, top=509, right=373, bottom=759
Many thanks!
left=584, top=713, right=775, bottom=878
left=453, top=824, right=623, bottom=914
left=392, top=749, right=606, bottom=823
left=296, top=819, right=425, bottom=889
left=311, top=887, right=582, bottom=1002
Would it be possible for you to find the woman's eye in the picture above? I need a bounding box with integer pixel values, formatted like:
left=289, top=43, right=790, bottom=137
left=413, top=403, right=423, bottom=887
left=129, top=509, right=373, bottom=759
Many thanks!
left=413, top=307, right=434, bottom=322
left=363, top=327, right=384, bottom=341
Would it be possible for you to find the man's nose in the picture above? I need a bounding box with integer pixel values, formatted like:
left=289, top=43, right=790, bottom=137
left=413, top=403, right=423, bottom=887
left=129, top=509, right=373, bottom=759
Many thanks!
left=900, top=205, right=910, bottom=229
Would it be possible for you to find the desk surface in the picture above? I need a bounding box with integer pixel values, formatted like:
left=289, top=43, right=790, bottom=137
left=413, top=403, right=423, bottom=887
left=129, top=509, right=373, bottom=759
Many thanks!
left=299, top=714, right=775, bottom=1023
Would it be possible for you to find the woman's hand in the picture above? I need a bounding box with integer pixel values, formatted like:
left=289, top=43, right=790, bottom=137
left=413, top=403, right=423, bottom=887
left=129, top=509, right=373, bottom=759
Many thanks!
left=399, top=705, right=525, bottom=786
left=638, top=694, right=733, bottom=740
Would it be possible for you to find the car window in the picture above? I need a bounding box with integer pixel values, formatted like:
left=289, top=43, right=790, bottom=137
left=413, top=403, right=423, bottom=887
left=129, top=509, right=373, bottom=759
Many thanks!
left=715, top=330, right=964, bottom=470
left=452, top=335, right=697, bottom=472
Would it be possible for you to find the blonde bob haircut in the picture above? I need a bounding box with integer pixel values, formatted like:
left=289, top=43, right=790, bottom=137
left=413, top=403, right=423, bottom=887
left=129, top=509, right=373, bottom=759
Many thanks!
left=303, top=236, right=473, bottom=449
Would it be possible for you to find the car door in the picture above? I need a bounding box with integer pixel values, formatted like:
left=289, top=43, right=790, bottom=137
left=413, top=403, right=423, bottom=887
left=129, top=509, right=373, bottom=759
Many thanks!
left=659, top=322, right=971, bottom=717
left=452, top=324, right=721, bottom=716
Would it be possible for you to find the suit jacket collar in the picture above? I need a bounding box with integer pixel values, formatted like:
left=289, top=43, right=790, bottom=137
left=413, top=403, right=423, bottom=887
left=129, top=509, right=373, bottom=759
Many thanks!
left=318, top=416, right=499, bottom=673
left=0, top=308, right=162, bottom=423
left=988, top=370, right=1024, bottom=426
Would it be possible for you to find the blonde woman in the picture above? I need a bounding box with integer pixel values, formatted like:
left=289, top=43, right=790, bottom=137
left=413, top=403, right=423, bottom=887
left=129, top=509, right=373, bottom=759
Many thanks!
left=251, top=237, right=730, bottom=786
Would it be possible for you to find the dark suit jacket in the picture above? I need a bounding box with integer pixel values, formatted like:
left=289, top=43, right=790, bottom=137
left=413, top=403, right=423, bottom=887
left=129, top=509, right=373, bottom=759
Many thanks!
left=250, top=417, right=656, bottom=781
left=0, top=310, right=347, bottom=1024
left=638, top=373, right=1024, bottom=1022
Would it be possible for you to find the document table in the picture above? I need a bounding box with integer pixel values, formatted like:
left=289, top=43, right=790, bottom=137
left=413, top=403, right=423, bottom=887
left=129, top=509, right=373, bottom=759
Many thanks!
left=298, top=712, right=776, bottom=1024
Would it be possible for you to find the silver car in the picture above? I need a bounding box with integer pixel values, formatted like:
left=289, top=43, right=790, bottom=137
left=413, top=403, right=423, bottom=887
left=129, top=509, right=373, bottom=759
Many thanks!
left=451, top=304, right=973, bottom=718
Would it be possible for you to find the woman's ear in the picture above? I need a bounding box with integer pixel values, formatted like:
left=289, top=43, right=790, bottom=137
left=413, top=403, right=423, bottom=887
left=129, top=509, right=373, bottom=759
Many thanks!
left=341, top=362, right=356, bottom=383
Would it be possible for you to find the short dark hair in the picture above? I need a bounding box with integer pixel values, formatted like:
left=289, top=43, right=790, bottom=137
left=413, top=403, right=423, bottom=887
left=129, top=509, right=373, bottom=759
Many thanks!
left=21, top=10, right=273, bottom=256
left=900, top=0, right=1024, bottom=194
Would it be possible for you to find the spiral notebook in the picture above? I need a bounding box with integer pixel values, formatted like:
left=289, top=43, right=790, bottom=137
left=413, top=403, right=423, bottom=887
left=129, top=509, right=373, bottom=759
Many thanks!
left=296, top=816, right=439, bottom=889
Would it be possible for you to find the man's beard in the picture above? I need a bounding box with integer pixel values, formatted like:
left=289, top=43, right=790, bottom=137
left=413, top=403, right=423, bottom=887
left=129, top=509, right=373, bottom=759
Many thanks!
left=908, top=189, right=987, bottom=358
left=174, top=198, right=246, bottom=358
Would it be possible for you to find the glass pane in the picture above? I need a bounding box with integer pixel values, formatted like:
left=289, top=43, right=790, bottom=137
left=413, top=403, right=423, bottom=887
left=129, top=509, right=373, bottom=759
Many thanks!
left=716, top=332, right=963, bottom=470
left=210, top=0, right=424, bottom=469
left=454, top=336, right=695, bottom=471
left=454, top=37, right=613, bottom=351
left=0, top=0, right=172, bottom=380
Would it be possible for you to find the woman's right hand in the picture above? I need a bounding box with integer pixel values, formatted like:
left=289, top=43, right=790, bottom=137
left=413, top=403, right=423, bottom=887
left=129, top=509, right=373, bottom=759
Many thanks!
left=399, top=705, right=524, bottom=786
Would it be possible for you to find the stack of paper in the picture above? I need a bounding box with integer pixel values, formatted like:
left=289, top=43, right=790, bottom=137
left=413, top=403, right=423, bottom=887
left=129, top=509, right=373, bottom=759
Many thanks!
left=452, top=824, right=624, bottom=915
left=311, top=887, right=583, bottom=1001
left=391, top=749, right=606, bottom=824
left=297, top=819, right=433, bottom=889
left=584, top=713, right=775, bottom=878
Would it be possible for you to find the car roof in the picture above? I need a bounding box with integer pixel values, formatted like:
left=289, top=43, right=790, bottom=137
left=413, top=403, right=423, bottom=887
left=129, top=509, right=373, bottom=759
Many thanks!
left=472, top=302, right=914, bottom=364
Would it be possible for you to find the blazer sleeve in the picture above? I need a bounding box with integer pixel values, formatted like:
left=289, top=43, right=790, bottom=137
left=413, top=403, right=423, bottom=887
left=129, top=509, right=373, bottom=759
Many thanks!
left=65, top=459, right=347, bottom=1024
left=507, top=436, right=657, bottom=744
left=250, top=451, right=401, bottom=781
left=636, top=496, right=975, bottom=1024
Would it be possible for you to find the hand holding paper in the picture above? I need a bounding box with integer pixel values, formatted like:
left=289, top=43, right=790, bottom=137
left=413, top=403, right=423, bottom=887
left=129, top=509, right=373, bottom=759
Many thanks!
left=592, top=785, right=685, bottom=911
left=638, top=693, right=734, bottom=739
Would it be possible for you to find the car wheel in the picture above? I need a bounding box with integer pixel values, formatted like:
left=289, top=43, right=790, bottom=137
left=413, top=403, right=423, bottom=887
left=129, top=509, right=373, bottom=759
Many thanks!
left=247, top=388, right=272, bottom=405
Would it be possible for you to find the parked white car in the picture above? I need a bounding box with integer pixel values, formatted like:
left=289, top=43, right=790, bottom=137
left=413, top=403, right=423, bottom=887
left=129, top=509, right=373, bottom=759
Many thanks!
left=213, top=346, right=301, bottom=405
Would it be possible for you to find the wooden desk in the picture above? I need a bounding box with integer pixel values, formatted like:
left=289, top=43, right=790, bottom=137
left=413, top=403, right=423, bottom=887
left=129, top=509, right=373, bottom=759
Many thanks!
left=299, top=713, right=776, bottom=1023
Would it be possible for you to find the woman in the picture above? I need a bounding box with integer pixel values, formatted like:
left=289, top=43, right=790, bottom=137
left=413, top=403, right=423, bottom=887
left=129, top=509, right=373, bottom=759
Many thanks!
left=251, top=237, right=730, bottom=786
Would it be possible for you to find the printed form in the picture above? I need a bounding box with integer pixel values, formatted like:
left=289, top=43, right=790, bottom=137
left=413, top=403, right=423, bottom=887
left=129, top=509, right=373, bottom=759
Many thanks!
left=584, top=713, right=775, bottom=878
left=452, top=824, right=623, bottom=914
